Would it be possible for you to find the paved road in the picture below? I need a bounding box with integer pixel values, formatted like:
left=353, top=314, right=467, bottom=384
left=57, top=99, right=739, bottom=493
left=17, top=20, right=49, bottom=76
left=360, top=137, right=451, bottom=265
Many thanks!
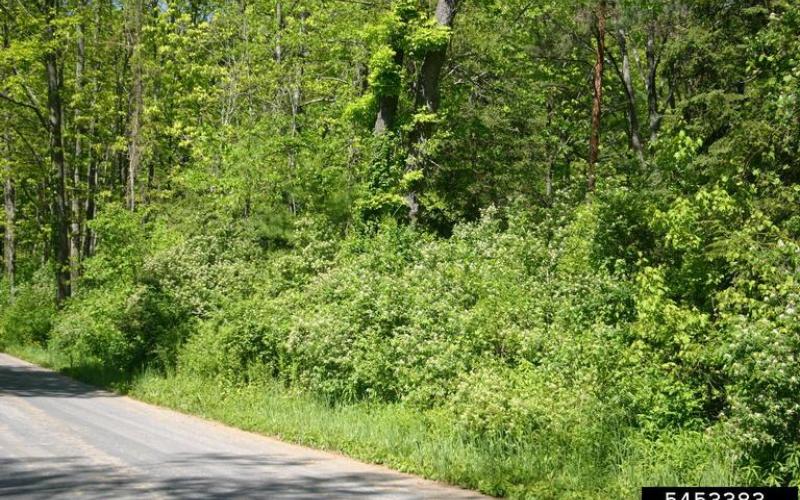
left=0, top=353, right=485, bottom=499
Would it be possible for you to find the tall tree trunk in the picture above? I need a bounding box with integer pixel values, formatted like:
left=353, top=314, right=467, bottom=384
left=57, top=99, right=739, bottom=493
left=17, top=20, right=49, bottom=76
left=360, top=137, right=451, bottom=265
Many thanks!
left=113, top=67, right=125, bottom=192
left=2, top=21, right=13, bottom=299
left=83, top=1, right=101, bottom=258
left=45, top=0, right=71, bottom=304
left=406, top=0, right=461, bottom=222
left=287, top=9, right=308, bottom=216
left=373, top=48, right=403, bottom=134
left=587, top=0, right=606, bottom=193
left=645, top=22, right=661, bottom=141
left=38, top=181, right=50, bottom=266
left=83, top=127, right=97, bottom=258
left=274, top=1, right=283, bottom=63
left=70, top=18, right=86, bottom=288
left=3, top=131, right=14, bottom=300
left=126, top=0, right=143, bottom=211
left=665, top=59, right=676, bottom=111
left=144, top=0, right=161, bottom=205
left=416, top=1, right=460, bottom=112
left=545, top=95, right=554, bottom=205
left=615, top=28, right=644, bottom=166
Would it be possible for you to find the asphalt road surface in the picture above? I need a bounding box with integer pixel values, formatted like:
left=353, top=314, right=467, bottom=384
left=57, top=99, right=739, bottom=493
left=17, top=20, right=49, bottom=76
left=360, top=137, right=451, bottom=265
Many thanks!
left=0, top=353, right=486, bottom=499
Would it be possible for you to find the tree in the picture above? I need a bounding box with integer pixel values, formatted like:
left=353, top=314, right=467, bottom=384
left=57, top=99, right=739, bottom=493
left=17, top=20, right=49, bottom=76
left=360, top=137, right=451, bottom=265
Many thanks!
left=610, top=25, right=645, bottom=165
left=1, top=18, right=14, bottom=298
left=587, top=0, right=606, bottom=192
left=43, top=0, right=71, bottom=304
left=70, top=2, right=87, bottom=286
left=125, top=0, right=144, bottom=211
left=405, top=0, right=462, bottom=222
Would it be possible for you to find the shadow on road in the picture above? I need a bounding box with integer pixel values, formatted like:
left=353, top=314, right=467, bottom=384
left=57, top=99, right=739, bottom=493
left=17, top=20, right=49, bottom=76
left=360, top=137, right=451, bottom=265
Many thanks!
left=0, top=363, right=116, bottom=399
left=0, top=355, right=482, bottom=499
left=0, top=454, right=415, bottom=499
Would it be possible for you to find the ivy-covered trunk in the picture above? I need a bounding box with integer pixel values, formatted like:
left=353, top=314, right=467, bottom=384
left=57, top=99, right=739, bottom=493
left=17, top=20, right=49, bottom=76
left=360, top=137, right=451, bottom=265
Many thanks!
left=406, top=0, right=460, bottom=222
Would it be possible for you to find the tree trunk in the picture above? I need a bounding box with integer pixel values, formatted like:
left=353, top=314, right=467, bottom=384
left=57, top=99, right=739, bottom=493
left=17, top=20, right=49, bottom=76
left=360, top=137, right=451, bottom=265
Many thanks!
left=83, top=1, right=101, bottom=258
left=545, top=94, right=554, bottom=205
left=645, top=22, right=661, bottom=141
left=113, top=66, right=125, bottom=192
left=45, top=0, right=71, bottom=304
left=275, top=1, right=283, bottom=63
left=615, top=28, right=644, bottom=166
left=38, top=181, right=50, bottom=267
left=126, top=0, right=143, bottom=211
left=406, top=0, right=461, bottom=222
left=3, top=137, right=14, bottom=300
left=70, top=18, right=86, bottom=289
left=373, top=48, right=403, bottom=135
left=587, top=0, right=606, bottom=193
left=2, top=21, right=13, bottom=299
left=83, top=135, right=97, bottom=258
left=416, top=0, right=459, bottom=113
left=287, top=9, right=308, bottom=216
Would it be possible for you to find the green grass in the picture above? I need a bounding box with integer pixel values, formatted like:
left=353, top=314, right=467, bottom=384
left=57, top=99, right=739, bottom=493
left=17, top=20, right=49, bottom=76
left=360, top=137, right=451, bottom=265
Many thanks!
left=4, top=343, right=739, bottom=499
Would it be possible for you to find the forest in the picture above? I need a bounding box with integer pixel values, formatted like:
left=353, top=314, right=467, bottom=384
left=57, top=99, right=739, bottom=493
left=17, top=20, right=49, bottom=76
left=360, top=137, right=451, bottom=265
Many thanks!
left=1, top=0, right=799, bottom=497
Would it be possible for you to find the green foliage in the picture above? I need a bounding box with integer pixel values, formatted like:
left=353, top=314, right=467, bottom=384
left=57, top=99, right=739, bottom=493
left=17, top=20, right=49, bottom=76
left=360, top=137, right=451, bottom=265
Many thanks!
left=445, top=361, right=602, bottom=447
left=0, top=269, right=55, bottom=348
left=368, top=46, right=402, bottom=97
left=624, top=266, right=711, bottom=431
left=51, top=281, right=192, bottom=372
left=715, top=234, right=800, bottom=483
left=81, top=204, right=147, bottom=286
left=405, top=20, right=451, bottom=56
left=3, top=0, right=800, bottom=496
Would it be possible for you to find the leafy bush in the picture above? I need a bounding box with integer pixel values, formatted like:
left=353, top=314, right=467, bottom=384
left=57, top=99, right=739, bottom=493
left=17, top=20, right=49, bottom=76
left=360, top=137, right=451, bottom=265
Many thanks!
left=50, top=286, right=133, bottom=368
left=0, top=269, right=56, bottom=348
left=715, top=233, right=800, bottom=482
left=184, top=206, right=640, bottom=418
left=51, top=282, right=192, bottom=372
left=445, top=361, right=603, bottom=447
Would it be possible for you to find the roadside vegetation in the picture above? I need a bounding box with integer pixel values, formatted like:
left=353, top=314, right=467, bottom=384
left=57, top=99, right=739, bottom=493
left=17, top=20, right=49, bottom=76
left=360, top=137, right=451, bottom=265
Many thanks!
left=2, top=0, right=799, bottom=497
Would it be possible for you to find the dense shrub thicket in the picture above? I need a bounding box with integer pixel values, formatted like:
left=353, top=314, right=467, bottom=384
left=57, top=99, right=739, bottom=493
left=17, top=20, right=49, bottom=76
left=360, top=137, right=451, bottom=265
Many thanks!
left=4, top=178, right=798, bottom=494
